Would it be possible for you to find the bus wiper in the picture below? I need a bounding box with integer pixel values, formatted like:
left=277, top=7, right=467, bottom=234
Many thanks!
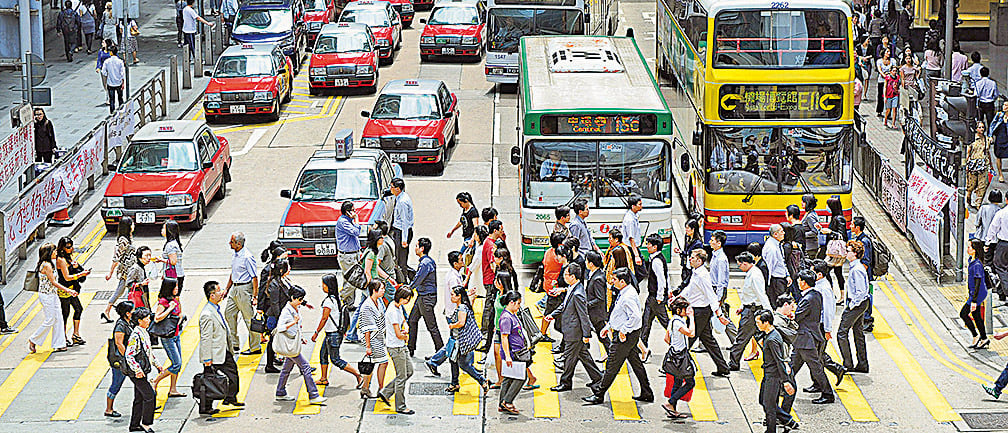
left=742, top=169, right=768, bottom=203
left=596, top=176, right=629, bottom=207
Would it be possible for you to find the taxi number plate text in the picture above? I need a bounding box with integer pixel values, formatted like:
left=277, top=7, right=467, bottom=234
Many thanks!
left=314, top=243, right=338, bottom=256
left=334, top=79, right=349, bottom=86
left=390, top=153, right=407, bottom=163
left=441, top=47, right=455, bottom=55
left=106, top=209, right=123, bottom=217
left=231, top=105, right=246, bottom=114
left=136, top=212, right=155, bottom=224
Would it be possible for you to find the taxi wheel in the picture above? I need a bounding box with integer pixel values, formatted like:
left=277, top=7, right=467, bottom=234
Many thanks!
left=268, top=100, right=281, bottom=122
left=215, top=168, right=228, bottom=200
left=188, top=198, right=206, bottom=230
left=283, top=85, right=292, bottom=104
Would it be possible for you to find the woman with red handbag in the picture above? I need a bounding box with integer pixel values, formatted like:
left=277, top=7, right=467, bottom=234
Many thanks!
left=125, top=247, right=153, bottom=309
left=662, top=297, right=695, bottom=419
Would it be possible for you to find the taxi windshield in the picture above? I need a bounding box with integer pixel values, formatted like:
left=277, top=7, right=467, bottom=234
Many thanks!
left=371, top=93, right=440, bottom=119
left=429, top=6, right=480, bottom=25
left=341, top=9, right=390, bottom=27
left=303, top=0, right=328, bottom=11
left=314, top=33, right=371, bottom=53
left=234, top=9, right=294, bottom=35
left=119, top=140, right=199, bottom=172
left=293, top=168, right=379, bottom=201
left=214, top=55, right=274, bottom=77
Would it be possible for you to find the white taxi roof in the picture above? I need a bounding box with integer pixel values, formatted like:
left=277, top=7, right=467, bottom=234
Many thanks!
left=220, top=43, right=278, bottom=57
left=380, top=79, right=443, bottom=95
left=131, top=121, right=207, bottom=142
left=319, top=22, right=370, bottom=35
left=344, top=0, right=392, bottom=10
left=304, top=148, right=385, bottom=170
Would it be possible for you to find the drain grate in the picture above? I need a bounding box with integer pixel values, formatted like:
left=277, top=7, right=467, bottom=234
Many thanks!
left=409, top=382, right=450, bottom=396
left=91, top=291, right=115, bottom=302
left=961, top=412, right=1008, bottom=430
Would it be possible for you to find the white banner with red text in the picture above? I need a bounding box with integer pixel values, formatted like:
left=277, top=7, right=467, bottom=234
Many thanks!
left=905, top=166, right=954, bottom=266
left=0, top=122, right=36, bottom=191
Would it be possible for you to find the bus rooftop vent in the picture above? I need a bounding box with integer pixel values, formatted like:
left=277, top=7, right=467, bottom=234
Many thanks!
left=546, top=38, right=624, bottom=73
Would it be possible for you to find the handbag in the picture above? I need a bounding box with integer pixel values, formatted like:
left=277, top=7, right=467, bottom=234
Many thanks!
left=342, top=254, right=367, bottom=289
left=272, top=327, right=301, bottom=358
left=250, top=312, right=266, bottom=334
left=149, top=314, right=180, bottom=339
left=69, top=263, right=87, bottom=284
left=518, top=307, right=543, bottom=345
left=512, top=346, right=532, bottom=363
left=24, top=270, right=39, bottom=292
left=193, top=370, right=229, bottom=401
left=128, top=283, right=147, bottom=309
left=660, top=347, right=695, bottom=378
left=825, top=238, right=847, bottom=267
left=358, top=355, right=375, bottom=375
left=107, top=337, right=123, bottom=369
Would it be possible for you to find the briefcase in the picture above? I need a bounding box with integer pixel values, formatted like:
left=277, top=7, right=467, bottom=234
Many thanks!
left=193, top=370, right=229, bottom=402
left=518, top=307, right=543, bottom=347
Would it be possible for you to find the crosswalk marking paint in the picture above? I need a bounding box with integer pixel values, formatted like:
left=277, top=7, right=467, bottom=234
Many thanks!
left=51, top=340, right=113, bottom=420
left=373, top=356, right=396, bottom=414
left=0, top=294, right=40, bottom=356
left=215, top=350, right=264, bottom=417
left=823, top=344, right=877, bottom=421
left=453, top=296, right=481, bottom=416
left=599, top=343, right=640, bottom=420
left=686, top=354, right=718, bottom=421
left=870, top=302, right=961, bottom=422
left=524, top=290, right=560, bottom=418
left=293, top=336, right=325, bottom=415
left=154, top=300, right=208, bottom=418
left=0, top=304, right=43, bottom=356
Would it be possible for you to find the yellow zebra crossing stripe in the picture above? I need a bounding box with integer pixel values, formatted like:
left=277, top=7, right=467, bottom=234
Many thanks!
left=524, top=290, right=560, bottom=418
left=598, top=343, right=640, bottom=420
left=214, top=350, right=263, bottom=417
left=52, top=340, right=113, bottom=420
left=0, top=293, right=40, bottom=356
left=686, top=354, right=718, bottom=421
left=154, top=299, right=208, bottom=418
left=293, top=336, right=325, bottom=415
left=453, top=296, right=481, bottom=416
left=823, top=344, right=877, bottom=421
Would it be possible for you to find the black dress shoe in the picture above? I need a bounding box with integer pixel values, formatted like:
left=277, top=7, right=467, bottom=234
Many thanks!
left=582, top=394, right=604, bottom=405
left=426, top=361, right=440, bottom=377
left=222, top=400, right=245, bottom=407
left=129, top=427, right=145, bottom=432
left=711, top=370, right=730, bottom=378
left=552, top=347, right=564, bottom=354
left=240, top=349, right=262, bottom=355
left=540, top=336, right=556, bottom=344
left=728, top=364, right=740, bottom=372
left=691, top=346, right=706, bottom=353
left=803, top=386, right=821, bottom=393
left=264, top=367, right=281, bottom=374
left=812, top=395, right=835, bottom=404
left=396, top=408, right=415, bottom=415
left=834, top=366, right=847, bottom=386
left=198, top=409, right=219, bottom=416
left=550, top=384, right=572, bottom=392
left=632, top=394, right=654, bottom=403
left=851, top=365, right=869, bottom=373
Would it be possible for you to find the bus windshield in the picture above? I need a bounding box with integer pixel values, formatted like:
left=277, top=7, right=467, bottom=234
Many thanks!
left=713, top=9, right=848, bottom=68
left=524, top=140, right=669, bottom=208
left=705, top=126, right=852, bottom=194
left=487, top=8, right=583, bottom=53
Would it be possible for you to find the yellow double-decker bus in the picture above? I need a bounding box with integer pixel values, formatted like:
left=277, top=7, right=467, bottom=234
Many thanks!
left=656, top=0, right=855, bottom=245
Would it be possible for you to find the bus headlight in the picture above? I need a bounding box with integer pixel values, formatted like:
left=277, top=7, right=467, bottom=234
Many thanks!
left=418, top=138, right=438, bottom=148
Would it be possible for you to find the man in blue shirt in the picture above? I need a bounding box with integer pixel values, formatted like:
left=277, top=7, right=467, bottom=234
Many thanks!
left=539, top=150, right=570, bottom=179
left=851, top=217, right=875, bottom=332
left=569, top=198, right=600, bottom=255
left=388, top=178, right=414, bottom=272
left=224, top=232, right=261, bottom=354
left=976, top=67, right=1000, bottom=128
left=406, top=238, right=443, bottom=358
left=337, top=201, right=364, bottom=342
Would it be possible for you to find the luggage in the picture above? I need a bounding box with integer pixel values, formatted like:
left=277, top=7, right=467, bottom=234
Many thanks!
left=193, top=370, right=229, bottom=402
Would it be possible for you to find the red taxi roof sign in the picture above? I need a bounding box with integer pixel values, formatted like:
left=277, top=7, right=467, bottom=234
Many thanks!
left=158, top=126, right=174, bottom=132
left=404, top=80, right=419, bottom=86
left=241, top=44, right=254, bottom=49
left=338, top=22, right=350, bottom=26
left=333, top=128, right=354, bottom=159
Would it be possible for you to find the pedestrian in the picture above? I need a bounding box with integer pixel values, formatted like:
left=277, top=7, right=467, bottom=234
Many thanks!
left=477, top=221, right=505, bottom=352
left=680, top=248, right=732, bottom=376
left=219, top=0, right=238, bottom=43
left=100, top=45, right=125, bottom=113
left=336, top=201, right=364, bottom=338
left=56, top=236, right=88, bottom=347
left=790, top=270, right=834, bottom=404
left=554, top=205, right=572, bottom=238
left=465, top=225, right=488, bottom=297
left=96, top=38, right=112, bottom=94
left=33, top=108, right=56, bottom=163
left=373, top=221, right=399, bottom=285
left=774, top=294, right=799, bottom=349
left=363, top=228, right=396, bottom=303
left=964, top=239, right=990, bottom=349
left=56, top=0, right=81, bottom=61
left=989, top=101, right=1008, bottom=182
left=105, top=300, right=133, bottom=418
left=856, top=39, right=874, bottom=94
left=570, top=199, right=600, bottom=254
left=223, top=231, right=261, bottom=355
left=256, top=242, right=285, bottom=368
left=756, top=310, right=799, bottom=433
left=896, top=0, right=913, bottom=47
left=28, top=243, right=69, bottom=353
left=583, top=268, right=654, bottom=404
left=498, top=290, right=528, bottom=414
left=983, top=327, right=1008, bottom=398
left=867, top=9, right=885, bottom=58
left=799, top=194, right=825, bottom=258
left=709, top=230, right=737, bottom=342
left=783, top=207, right=805, bottom=296
left=124, top=307, right=162, bottom=433
left=274, top=286, right=328, bottom=405
left=978, top=191, right=1004, bottom=241
left=964, top=51, right=984, bottom=91
left=312, top=274, right=364, bottom=387
left=181, top=0, right=214, bottom=58
left=811, top=260, right=847, bottom=384
left=152, top=278, right=186, bottom=397
left=103, top=216, right=135, bottom=323
left=388, top=178, right=413, bottom=272
left=197, top=281, right=242, bottom=415
left=640, top=234, right=671, bottom=360
left=763, top=224, right=790, bottom=303
left=76, top=0, right=96, bottom=54
left=875, top=48, right=894, bottom=116
left=407, top=237, right=444, bottom=357
left=605, top=228, right=634, bottom=297
left=837, top=241, right=871, bottom=373
left=976, top=67, right=1000, bottom=128
left=125, top=246, right=152, bottom=309
left=377, top=287, right=414, bottom=414
left=101, top=2, right=116, bottom=43
left=548, top=263, right=603, bottom=392
left=426, top=252, right=465, bottom=377
left=447, top=191, right=479, bottom=253
left=966, top=123, right=993, bottom=209
left=621, top=196, right=644, bottom=266
left=673, top=219, right=703, bottom=290
left=584, top=251, right=610, bottom=357
left=727, top=252, right=772, bottom=370
left=175, top=0, right=185, bottom=47
left=874, top=35, right=895, bottom=63
left=951, top=41, right=968, bottom=81
left=851, top=217, right=875, bottom=331
left=825, top=198, right=848, bottom=299
left=661, top=297, right=695, bottom=419
left=749, top=241, right=771, bottom=287
left=883, top=64, right=901, bottom=128
left=124, top=18, right=139, bottom=64
left=923, top=38, right=943, bottom=78
left=262, top=259, right=292, bottom=373
left=358, top=281, right=389, bottom=399
left=446, top=285, right=490, bottom=393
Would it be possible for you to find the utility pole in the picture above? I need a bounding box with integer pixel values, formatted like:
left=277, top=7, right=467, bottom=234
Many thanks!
left=943, top=0, right=954, bottom=78
left=120, top=0, right=131, bottom=99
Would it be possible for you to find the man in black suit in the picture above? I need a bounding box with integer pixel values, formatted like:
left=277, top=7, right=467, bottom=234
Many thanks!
left=584, top=252, right=610, bottom=351
left=790, top=270, right=834, bottom=404
left=548, top=263, right=603, bottom=391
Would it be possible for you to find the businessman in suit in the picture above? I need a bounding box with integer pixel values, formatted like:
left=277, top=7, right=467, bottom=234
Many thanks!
left=198, top=281, right=242, bottom=415
left=584, top=252, right=611, bottom=355
left=549, top=263, right=603, bottom=392
left=790, top=270, right=834, bottom=404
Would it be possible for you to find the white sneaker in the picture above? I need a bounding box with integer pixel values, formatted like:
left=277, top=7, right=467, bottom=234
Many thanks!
left=276, top=395, right=296, bottom=401
left=309, top=396, right=327, bottom=405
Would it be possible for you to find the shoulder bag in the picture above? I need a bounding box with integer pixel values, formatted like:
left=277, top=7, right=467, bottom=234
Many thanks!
left=272, top=326, right=301, bottom=358
left=149, top=313, right=180, bottom=339
left=660, top=347, right=695, bottom=378
left=24, top=270, right=39, bottom=292
left=342, top=253, right=367, bottom=289
left=193, top=370, right=229, bottom=401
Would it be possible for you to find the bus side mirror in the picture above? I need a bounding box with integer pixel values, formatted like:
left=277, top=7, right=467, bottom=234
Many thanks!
left=510, top=146, right=520, bottom=165
left=625, top=27, right=634, bottom=38
left=692, top=129, right=702, bottom=147
left=680, top=153, right=690, bottom=172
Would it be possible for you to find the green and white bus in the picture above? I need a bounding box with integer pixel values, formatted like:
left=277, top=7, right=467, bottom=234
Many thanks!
left=510, top=35, right=675, bottom=263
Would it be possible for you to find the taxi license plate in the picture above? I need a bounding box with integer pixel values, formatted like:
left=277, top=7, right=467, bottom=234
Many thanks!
left=334, top=78, right=349, bottom=86
left=106, top=209, right=123, bottom=217
left=441, top=47, right=455, bottom=55
left=390, top=153, right=407, bottom=163
left=231, top=105, right=246, bottom=114
left=136, top=212, right=156, bottom=224
left=314, top=243, right=338, bottom=256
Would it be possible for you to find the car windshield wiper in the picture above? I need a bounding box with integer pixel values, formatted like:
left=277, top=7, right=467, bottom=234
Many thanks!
left=743, top=169, right=769, bottom=203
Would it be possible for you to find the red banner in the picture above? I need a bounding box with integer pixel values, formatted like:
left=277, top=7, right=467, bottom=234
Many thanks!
left=0, top=123, right=36, bottom=191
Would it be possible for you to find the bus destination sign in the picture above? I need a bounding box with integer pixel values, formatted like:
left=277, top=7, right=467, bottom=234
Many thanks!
left=540, top=114, right=656, bottom=135
left=718, top=84, right=843, bottom=120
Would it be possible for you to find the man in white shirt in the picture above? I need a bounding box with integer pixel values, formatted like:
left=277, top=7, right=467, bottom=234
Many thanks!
left=181, top=0, right=214, bottom=57
left=388, top=178, right=414, bottom=271
left=100, top=49, right=126, bottom=114
left=763, top=224, right=790, bottom=303
left=811, top=260, right=847, bottom=387
left=680, top=248, right=732, bottom=376
left=727, top=251, right=772, bottom=370
left=621, top=195, right=644, bottom=266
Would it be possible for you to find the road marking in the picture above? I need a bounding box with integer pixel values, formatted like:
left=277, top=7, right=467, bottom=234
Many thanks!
left=0, top=303, right=43, bottom=356
left=232, top=129, right=268, bottom=157
left=870, top=299, right=961, bottom=422
left=52, top=340, right=113, bottom=420
left=373, top=358, right=397, bottom=414
left=191, top=108, right=204, bottom=121
left=686, top=354, right=718, bottom=421
left=211, top=96, right=338, bottom=135
left=293, top=336, right=325, bottom=414
left=214, top=350, right=264, bottom=417
left=154, top=300, right=208, bottom=418
left=599, top=344, right=640, bottom=420
left=493, top=112, right=501, bottom=144
left=492, top=156, right=500, bottom=197
left=525, top=290, right=561, bottom=418
left=823, top=344, right=877, bottom=421
left=453, top=297, right=482, bottom=415
left=0, top=292, right=95, bottom=418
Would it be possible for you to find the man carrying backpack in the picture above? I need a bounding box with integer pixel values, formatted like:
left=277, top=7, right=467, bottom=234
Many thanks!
left=56, top=0, right=81, bottom=62
left=851, top=217, right=875, bottom=332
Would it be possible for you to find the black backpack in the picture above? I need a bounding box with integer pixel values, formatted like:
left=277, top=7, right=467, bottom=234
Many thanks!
left=871, top=238, right=891, bottom=277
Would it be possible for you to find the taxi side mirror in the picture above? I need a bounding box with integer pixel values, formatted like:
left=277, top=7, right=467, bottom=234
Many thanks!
left=419, top=18, right=426, bottom=23
left=510, top=145, right=520, bottom=165
left=280, top=189, right=292, bottom=198
left=279, top=67, right=288, bottom=74
left=361, top=110, right=370, bottom=118
left=202, top=161, right=214, bottom=169
left=444, top=111, right=454, bottom=118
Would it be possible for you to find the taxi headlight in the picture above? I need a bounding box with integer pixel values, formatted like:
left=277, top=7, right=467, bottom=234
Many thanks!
left=421, top=36, right=435, bottom=44
left=310, top=67, right=326, bottom=76
left=462, top=36, right=477, bottom=45
left=254, top=90, right=271, bottom=101
left=402, top=3, right=413, bottom=12
left=166, top=194, right=193, bottom=207
left=356, top=64, right=373, bottom=74
left=205, top=93, right=221, bottom=102
left=279, top=225, right=303, bottom=239
left=105, top=196, right=124, bottom=208
left=418, top=138, right=438, bottom=148
left=362, top=137, right=380, bottom=148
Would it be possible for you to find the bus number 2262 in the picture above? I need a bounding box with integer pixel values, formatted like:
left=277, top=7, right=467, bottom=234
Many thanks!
left=770, top=1, right=789, bottom=8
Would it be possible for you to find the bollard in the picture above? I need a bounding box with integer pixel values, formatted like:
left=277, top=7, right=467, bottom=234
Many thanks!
left=194, top=36, right=204, bottom=77
left=170, top=56, right=179, bottom=102
left=182, top=48, right=192, bottom=89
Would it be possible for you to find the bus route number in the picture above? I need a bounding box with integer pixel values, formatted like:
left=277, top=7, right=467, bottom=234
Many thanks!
left=770, top=1, right=788, bottom=8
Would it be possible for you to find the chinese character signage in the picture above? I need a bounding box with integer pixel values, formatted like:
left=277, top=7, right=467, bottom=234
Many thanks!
left=718, top=84, right=843, bottom=120
left=906, top=166, right=954, bottom=267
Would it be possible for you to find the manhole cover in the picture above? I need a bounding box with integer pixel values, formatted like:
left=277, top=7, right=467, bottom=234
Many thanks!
left=961, top=412, right=1008, bottom=430
left=91, top=290, right=115, bottom=301
left=409, top=382, right=450, bottom=396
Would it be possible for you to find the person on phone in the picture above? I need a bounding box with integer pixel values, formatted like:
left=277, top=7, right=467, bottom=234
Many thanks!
left=274, top=286, right=327, bottom=405
left=56, top=236, right=89, bottom=347
left=387, top=178, right=413, bottom=271
left=124, top=307, right=163, bottom=432
left=377, top=287, right=414, bottom=414
left=756, top=309, right=799, bottom=432
left=336, top=201, right=365, bottom=341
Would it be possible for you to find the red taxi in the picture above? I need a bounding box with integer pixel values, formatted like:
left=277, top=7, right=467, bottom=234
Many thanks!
left=102, top=121, right=231, bottom=231
left=303, top=0, right=336, bottom=47
left=278, top=146, right=403, bottom=258
left=419, top=0, right=484, bottom=60
left=338, top=0, right=402, bottom=64
left=308, top=23, right=379, bottom=94
left=360, top=79, right=459, bottom=174
left=203, top=44, right=293, bottom=122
